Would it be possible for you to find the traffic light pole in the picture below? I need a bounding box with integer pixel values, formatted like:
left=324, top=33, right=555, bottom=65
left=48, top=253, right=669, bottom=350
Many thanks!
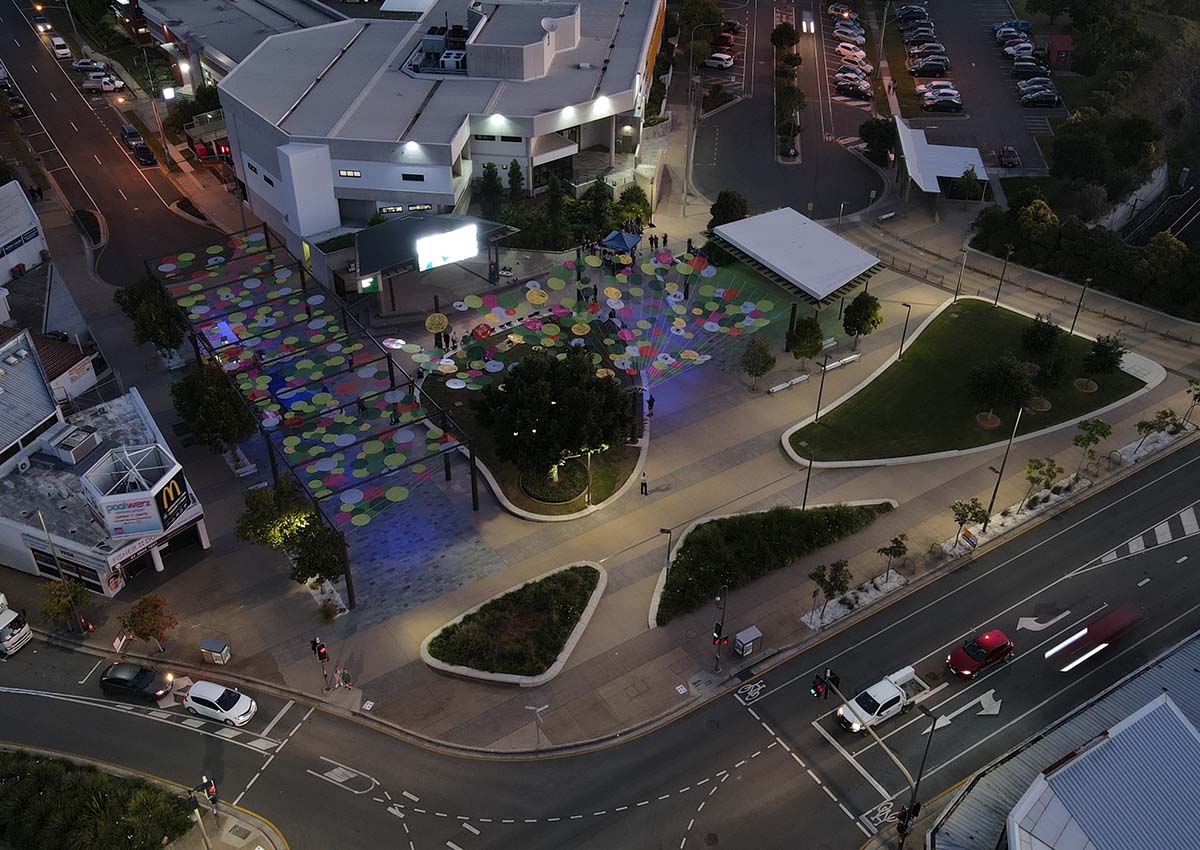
left=187, top=793, right=214, bottom=850
left=823, top=676, right=917, bottom=795
left=898, top=705, right=937, bottom=850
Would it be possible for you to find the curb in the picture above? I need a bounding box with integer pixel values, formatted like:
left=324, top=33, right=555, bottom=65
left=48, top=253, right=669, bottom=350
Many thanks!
left=0, top=741, right=289, bottom=850
left=780, top=295, right=1166, bottom=468
left=419, top=562, right=608, bottom=687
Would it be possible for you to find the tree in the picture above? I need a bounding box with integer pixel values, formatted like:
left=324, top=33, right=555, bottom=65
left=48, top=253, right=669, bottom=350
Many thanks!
left=235, top=475, right=313, bottom=551
left=1134, top=408, right=1179, bottom=454
left=1073, top=417, right=1112, bottom=475
left=1021, top=457, right=1063, bottom=512
left=285, top=520, right=348, bottom=586
left=741, top=335, right=776, bottom=390
left=708, top=189, right=749, bottom=230
left=547, top=175, right=565, bottom=248
left=1085, top=334, right=1126, bottom=379
left=951, top=497, right=988, bottom=545
left=877, top=534, right=908, bottom=582
left=584, top=181, right=610, bottom=233
left=1133, top=230, right=1188, bottom=300
left=967, top=354, right=1033, bottom=418
left=842, top=291, right=883, bottom=351
left=120, top=595, right=178, bottom=653
left=113, top=275, right=187, bottom=354
left=809, top=559, right=852, bottom=619
left=958, top=168, right=984, bottom=201
left=788, top=315, right=823, bottom=369
left=782, top=53, right=804, bottom=68
left=618, top=184, right=651, bottom=222
left=41, top=578, right=87, bottom=627
left=1017, top=199, right=1061, bottom=261
left=170, top=362, right=259, bottom=456
left=477, top=162, right=504, bottom=221
left=473, top=347, right=633, bottom=479
left=678, top=0, right=721, bottom=37
left=164, top=83, right=221, bottom=135
left=770, top=22, right=799, bottom=50
left=1186, top=377, right=1200, bottom=424
left=507, top=159, right=525, bottom=201
left=1021, top=313, right=1062, bottom=360
left=859, top=117, right=896, bottom=164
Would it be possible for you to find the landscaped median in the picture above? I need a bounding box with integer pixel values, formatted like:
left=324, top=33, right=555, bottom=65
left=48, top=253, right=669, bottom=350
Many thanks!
left=652, top=503, right=893, bottom=626
left=422, top=562, right=606, bottom=686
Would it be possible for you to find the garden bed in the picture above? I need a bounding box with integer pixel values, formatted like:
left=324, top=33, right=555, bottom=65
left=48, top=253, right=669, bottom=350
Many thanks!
left=656, top=503, right=892, bottom=624
left=788, top=299, right=1146, bottom=461
left=424, top=563, right=605, bottom=683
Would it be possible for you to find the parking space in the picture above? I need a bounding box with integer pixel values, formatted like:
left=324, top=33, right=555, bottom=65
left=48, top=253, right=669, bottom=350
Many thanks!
left=697, top=11, right=750, bottom=97
left=816, top=4, right=876, bottom=118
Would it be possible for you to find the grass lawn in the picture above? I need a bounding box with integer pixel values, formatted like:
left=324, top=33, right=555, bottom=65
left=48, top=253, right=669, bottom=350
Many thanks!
left=788, top=300, right=1146, bottom=461
left=881, top=20, right=922, bottom=117
left=421, top=334, right=640, bottom=516
left=428, top=564, right=599, bottom=676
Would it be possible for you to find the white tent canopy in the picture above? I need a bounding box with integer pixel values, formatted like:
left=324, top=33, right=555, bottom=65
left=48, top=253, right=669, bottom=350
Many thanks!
left=894, top=116, right=988, bottom=194
left=712, top=207, right=879, bottom=302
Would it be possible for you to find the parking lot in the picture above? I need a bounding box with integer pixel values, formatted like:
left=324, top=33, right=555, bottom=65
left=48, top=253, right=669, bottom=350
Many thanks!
left=697, top=7, right=752, bottom=101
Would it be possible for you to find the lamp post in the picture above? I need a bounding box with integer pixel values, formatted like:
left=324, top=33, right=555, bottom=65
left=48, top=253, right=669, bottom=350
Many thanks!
left=814, top=353, right=831, bottom=422
left=798, top=441, right=814, bottom=510
left=1069, top=277, right=1091, bottom=335
left=525, top=704, right=549, bottom=749
left=994, top=243, right=1013, bottom=307
left=898, top=302, right=912, bottom=359
left=143, top=48, right=172, bottom=165
left=659, top=527, right=673, bottom=570
left=683, top=22, right=721, bottom=218
left=897, top=705, right=937, bottom=850
left=874, top=0, right=891, bottom=82
left=983, top=405, right=1023, bottom=532
left=837, top=201, right=846, bottom=233
left=953, top=250, right=967, bottom=302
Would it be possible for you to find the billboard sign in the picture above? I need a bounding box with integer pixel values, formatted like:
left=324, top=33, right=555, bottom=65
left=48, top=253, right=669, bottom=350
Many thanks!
left=155, top=468, right=192, bottom=531
left=415, top=224, right=478, bottom=272
left=103, top=496, right=163, bottom=539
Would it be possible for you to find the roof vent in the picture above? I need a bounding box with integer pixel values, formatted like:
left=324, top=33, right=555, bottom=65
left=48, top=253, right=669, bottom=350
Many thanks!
left=15, top=349, right=27, bottom=359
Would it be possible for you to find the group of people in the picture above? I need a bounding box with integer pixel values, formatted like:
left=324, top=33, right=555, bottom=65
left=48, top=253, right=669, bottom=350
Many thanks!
left=647, top=232, right=669, bottom=253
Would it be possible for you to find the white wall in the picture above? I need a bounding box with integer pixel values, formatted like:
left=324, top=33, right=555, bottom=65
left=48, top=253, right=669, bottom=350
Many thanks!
left=331, top=159, right=455, bottom=196
left=0, top=234, right=46, bottom=285
left=50, top=356, right=98, bottom=404
left=277, top=144, right=340, bottom=238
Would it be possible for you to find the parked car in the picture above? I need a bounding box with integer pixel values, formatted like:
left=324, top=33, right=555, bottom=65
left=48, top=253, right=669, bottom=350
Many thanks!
left=32, top=13, right=50, bottom=32
left=995, top=28, right=1025, bottom=43
left=922, top=87, right=960, bottom=102
left=49, top=35, right=70, bottom=59
left=896, top=8, right=929, bottom=23
left=910, top=55, right=949, bottom=72
left=132, top=143, right=157, bottom=165
left=833, top=20, right=866, bottom=35
left=704, top=52, right=739, bottom=69
left=834, top=42, right=867, bottom=60
left=908, top=42, right=946, bottom=57
left=99, top=663, right=175, bottom=702
left=904, top=30, right=939, bottom=46
left=910, top=59, right=949, bottom=77
left=993, top=18, right=1032, bottom=32
left=5, top=94, right=27, bottom=117
left=721, top=20, right=742, bottom=34
left=1017, top=78, right=1055, bottom=93
left=839, top=54, right=873, bottom=73
left=835, top=31, right=866, bottom=45
left=1021, top=89, right=1061, bottom=107
left=836, top=80, right=873, bottom=99
left=183, top=680, right=257, bottom=726
left=835, top=8, right=860, bottom=22
left=899, top=18, right=933, bottom=33
left=915, top=79, right=956, bottom=95
left=1005, top=42, right=1036, bottom=58
left=119, top=123, right=145, bottom=147
left=82, top=75, right=124, bottom=92
left=835, top=64, right=869, bottom=79
left=947, top=630, right=1014, bottom=678
left=712, top=32, right=735, bottom=49
left=1012, top=62, right=1050, bottom=79
left=999, top=35, right=1031, bottom=50
left=70, top=58, right=106, bottom=73
left=923, top=96, right=962, bottom=112
left=997, top=145, right=1021, bottom=167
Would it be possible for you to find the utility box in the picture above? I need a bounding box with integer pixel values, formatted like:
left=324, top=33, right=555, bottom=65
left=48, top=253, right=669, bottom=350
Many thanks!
left=200, top=637, right=230, bottom=665
left=734, top=626, right=762, bottom=658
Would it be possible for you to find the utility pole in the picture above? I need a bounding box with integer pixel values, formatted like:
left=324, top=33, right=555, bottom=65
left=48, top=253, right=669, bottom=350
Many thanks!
left=815, top=671, right=917, bottom=794
left=995, top=243, right=1013, bottom=307
left=897, top=705, right=937, bottom=850
left=713, top=585, right=730, bottom=673
left=814, top=354, right=831, bottom=422
left=142, top=48, right=172, bottom=166
left=37, top=509, right=81, bottom=634
left=983, top=406, right=1023, bottom=532
left=1069, top=277, right=1091, bottom=335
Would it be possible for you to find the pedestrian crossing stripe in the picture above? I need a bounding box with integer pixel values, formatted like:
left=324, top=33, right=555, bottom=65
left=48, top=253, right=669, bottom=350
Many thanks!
left=1092, top=502, right=1200, bottom=566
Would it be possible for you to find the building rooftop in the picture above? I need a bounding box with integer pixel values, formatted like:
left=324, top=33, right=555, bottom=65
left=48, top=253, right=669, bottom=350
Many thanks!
left=0, top=326, right=88, bottom=382
left=0, top=329, right=55, bottom=450
left=895, top=116, right=988, bottom=194
left=139, top=0, right=344, bottom=69
left=220, top=0, right=658, bottom=144
left=0, top=179, right=37, bottom=250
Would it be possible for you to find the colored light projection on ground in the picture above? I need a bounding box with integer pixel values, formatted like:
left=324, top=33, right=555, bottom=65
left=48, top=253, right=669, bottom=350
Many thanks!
left=153, top=232, right=461, bottom=529
left=397, top=251, right=787, bottom=393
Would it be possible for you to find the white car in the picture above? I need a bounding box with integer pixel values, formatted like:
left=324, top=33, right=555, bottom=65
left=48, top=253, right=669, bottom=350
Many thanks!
left=834, top=31, right=866, bottom=45
left=833, top=21, right=865, bottom=35
left=703, top=52, right=736, bottom=69
left=839, top=54, right=873, bottom=73
left=922, top=88, right=960, bottom=102
left=183, top=680, right=258, bottom=726
left=1005, top=42, right=1035, bottom=57
left=834, top=42, right=867, bottom=60
left=915, top=79, right=956, bottom=95
left=49, top=35, right=70, bottom=59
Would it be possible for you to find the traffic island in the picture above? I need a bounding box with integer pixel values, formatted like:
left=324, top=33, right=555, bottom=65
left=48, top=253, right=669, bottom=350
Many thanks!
left=421, top=562, right=606, bottom=686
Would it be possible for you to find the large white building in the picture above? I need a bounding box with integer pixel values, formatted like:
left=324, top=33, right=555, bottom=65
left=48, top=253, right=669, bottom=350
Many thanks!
left=218, top=0, right=664, bottom=264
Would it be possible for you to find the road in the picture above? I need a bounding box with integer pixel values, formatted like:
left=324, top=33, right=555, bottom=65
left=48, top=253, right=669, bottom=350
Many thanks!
left=4, top=439, right=1199, bottom=850
left=692, top=0, right=884, bottom=217
left=0, top=0, right=215, bottom=284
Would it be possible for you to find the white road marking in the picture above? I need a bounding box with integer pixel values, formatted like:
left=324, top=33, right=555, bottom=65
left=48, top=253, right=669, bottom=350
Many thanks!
left=77, top=657, right=105, bottom=684
left=812, top=720, right=890, bottom=799
left=806, top=769, right=820, bottom=784
left=181, top=718, right=205, bottom=728
left=93, top=154, right=101, bottom=165
left=1177, top=556, right=1189, bottom=564
left=734, top=760, right=746, bottom=768
left=1138, top=577, right=1151, bottom=587
left=462, top=823, right=479, bottom=835
left=679, top=786, right=691, bottom=793
left=69, top=120, right=78, bottom=132
left=216, top=727, right=241, bottom=739
left=760, top=721, right=775, bottom=735
left=791, top=752, right=805, bottom=767
left=446, top=842, right=465, bottom=850
left=823, top=786, right=838, bottom=801
left=403, top=791, right=420, bottom=802
left=260, top=700, right=294, bottom=738
left=48, top=91, right=56, bottom=102
left=29, top=64, right=35, bottom=73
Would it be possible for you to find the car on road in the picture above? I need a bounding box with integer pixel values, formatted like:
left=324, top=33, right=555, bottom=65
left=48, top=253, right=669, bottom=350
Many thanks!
left=183, top=680, right=257, bottom=726
left=908, top=42, right=946, bottom=58
left=120, top=123, right=145, bottom=147
left=99, top=662, right=175, bottom=702
left=836, top=80, right=873, bottom=99
left=703, top=52, right=739, bottom=69
left=70, top=58, right=106, bottom=73
left=915, top=79, right=956, bottom=95
left=32, top=13, right=50, bottom=32
left=997, top=145, right=1021, bottom=167
left=1017, top=77, right=1055, bottom=93
left=49, top=35, right=70, bottom=59
left=836, top=666, right=929, bottom=732
left=834, top=31, right=866, bottom=45
left=1044, top=608, right=1142, bottom=673
left=132, top=144, right=157, bottom=165
left=923, top=96, right=962, bottom=112
left=993, top=18, right=1032, bottom=32
left=834, top=42, right=867, bottom=60
left=947, top=629, right=1014, bottom=677
left=1021, top=89, right=1061, bottom=107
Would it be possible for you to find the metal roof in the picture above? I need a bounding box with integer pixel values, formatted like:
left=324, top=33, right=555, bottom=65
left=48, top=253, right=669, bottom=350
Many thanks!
left=894, top=116, right=988, bottom=195
left=0, top=328, right=56, bottom=451
left=929, top=632, right=1200, bottom=850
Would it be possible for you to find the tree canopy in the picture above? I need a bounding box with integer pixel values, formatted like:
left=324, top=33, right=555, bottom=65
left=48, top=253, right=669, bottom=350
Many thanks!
left=741, top=336, right=776, bottom=390
left=967, top=354, right=1033, bottom=416
left=771, top=22, right=799, bottom=49
left=843, top=292, right=883, bottom=350
left=1085, top=334, right=1126, bottom=377
left=170, top=362, right=259, bottom=455
left=114, top=275, right=187, bottom=353
left=708, top=189, right=749, bottom=230
left=788, top=315, right=823, bottom=367
left=477, top=162, right=504, bottom=221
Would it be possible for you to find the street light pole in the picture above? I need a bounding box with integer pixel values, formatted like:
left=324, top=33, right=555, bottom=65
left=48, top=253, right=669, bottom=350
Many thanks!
left=525, top=704, right=548, bottom=749
left=983, top=405, right=1023, bottom=533
left=994, top=243, right=1013, bottom=307
left=1069, top=277, right=1091, bottom=335
left=683, top=22, right=720, bottom=218
left=143, top=48, right=172, bottom=165
left=953, top=250, right=966, bottom=302
left=874, top=0, right=891, bottom=83
left=814, top=353, right=831, bottom=422
left=837, top=201, right=846, bottom=233
left=898, top=302, right=912, bottom=359
left=659, top=527, right=673, bottom=570
left=799, top=442, right=814, bottom=510
left=897, top=705, right=937, bottom=850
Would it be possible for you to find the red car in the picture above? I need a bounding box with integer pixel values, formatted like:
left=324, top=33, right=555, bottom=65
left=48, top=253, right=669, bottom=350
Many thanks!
left=1044, top=608, right=1142, bottom=673
left=712, top=32, right=735, bottom=48
left=947, top=629, right=1015, bottom=678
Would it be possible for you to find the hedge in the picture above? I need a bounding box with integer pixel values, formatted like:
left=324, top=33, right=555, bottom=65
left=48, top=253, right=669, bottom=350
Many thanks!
left=429, top=565, right=599, bottom=676
left=0, top=751, right=193, bottom=850
left=656, top=503, right=892, bottom=624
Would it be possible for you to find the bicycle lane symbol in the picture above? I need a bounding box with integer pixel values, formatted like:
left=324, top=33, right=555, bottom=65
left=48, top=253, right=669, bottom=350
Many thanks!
left=860, top=798, right=900, bottom=834
left=735, top=679, right=768, bottom=705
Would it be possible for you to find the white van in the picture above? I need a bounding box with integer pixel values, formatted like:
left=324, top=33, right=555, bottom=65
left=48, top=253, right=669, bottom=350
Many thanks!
left=49, top=35, right=71, bottom=59
left=0, top=594, right=32, bottom=657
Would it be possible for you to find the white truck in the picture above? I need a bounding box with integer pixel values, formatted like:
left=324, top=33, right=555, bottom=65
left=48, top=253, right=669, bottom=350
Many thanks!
left=835, top=666, right=930, bottom=733
left=0, top=594, right=31, bottom=657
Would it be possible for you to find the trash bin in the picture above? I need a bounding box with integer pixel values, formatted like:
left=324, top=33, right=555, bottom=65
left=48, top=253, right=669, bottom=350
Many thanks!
left=734, top=626, right=762, bottom=658
left=200, top=637, right=230, bottom=665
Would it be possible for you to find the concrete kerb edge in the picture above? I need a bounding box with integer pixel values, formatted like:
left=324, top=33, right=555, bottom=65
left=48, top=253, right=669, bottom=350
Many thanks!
left=780, top=295, right=1167, bottom=469
left=647, top=499, right=900, bottom=629
left=699, top=95, right=743, bottom=120
left=418, top=561, right=608, bottom=687
left=0, top=741, right=289, bottom=850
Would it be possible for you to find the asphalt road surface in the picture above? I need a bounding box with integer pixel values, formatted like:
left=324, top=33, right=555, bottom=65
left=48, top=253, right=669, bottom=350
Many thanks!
left=0, top=0, right=216, bottom=284
left=4, top=441, right=1200, bottom=850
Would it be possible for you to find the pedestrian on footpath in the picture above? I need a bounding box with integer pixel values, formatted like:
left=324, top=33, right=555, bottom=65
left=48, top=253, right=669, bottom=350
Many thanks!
left=662, top=233, right=669, bottom=250
left=647, top=394, right=655, bottom=417
left=640, top=471, right=648, bottom=495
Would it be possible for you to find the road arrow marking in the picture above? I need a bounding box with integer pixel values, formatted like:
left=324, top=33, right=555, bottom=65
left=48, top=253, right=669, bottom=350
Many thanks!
left=1017, top=610, right=1071, bottom=631
left=926, top=690, right=1002, bottom=733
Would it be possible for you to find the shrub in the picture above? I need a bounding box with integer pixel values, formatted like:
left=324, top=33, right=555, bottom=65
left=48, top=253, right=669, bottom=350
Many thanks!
left=1027, top=494, right=1042, bottom=508
left=429, top=565, right=599, bottom=676
left=656, top=503, right=891, bottom=623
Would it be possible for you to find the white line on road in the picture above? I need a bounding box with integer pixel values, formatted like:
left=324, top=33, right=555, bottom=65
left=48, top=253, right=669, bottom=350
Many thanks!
left=402, top=791, right=420, bottom=802
left=812, top=720, right=890, bottom=799
left=93, top=154, right=101, bottom=165
left=118, top=188, right=127, bottom=200
left=77, top=657, right=105, bottom=684
left=69, top=120, right=78, bottom=132
left=260, top=700, right=294, bottom=738
left=1138, top=577, right=1151, bottom=587
left=29, top=65, right=35, bottom=73
left=1178, top=556, right=1188, bottom=564
left=446, top=842, right=465, bottom=850
left=48, top=91, right=56, bottom=102
left=823, top=786, right=838, bottom=801
left=11, top=39, right=17, bottom=46
left=462, top=823, right=479, bottom=835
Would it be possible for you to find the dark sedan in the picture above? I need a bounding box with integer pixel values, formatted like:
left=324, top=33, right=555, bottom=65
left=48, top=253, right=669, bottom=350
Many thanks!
left=99, top=662, right=175, bottom=701
left=133, top=144, right=157, bottom=166
left=1021, top=90, right=1061, bottom=108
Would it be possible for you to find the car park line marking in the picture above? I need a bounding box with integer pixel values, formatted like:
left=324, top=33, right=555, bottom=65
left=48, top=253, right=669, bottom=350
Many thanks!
left=77, top=657, right=104, bottom=684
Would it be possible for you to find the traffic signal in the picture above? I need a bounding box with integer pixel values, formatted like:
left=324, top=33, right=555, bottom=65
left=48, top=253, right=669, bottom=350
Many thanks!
left=712, top=621, right=723, bottom=646
left=202, top=775, right=218, bottom=806
left=810, top=675, right=826, bottom=699
left=897, top=802, right=922, bottom=833
left=317, top=642, right=329, bottom=663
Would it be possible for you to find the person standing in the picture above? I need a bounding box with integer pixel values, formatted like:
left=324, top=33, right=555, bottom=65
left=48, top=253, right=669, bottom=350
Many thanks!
left=662, top=233, right=669, bottom=250
left=640, top=471, right=648, bottom=495
left=647, top=394, right=655, bottom=417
